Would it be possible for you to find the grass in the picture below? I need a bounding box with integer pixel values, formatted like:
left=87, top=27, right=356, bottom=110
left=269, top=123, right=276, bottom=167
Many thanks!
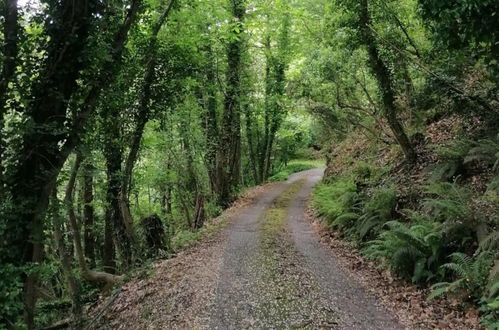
left=268, top=159, right=325, bottom=182
left=261, top=179, right=305, bottom=236
left=259, top=179, right=307, bottom=323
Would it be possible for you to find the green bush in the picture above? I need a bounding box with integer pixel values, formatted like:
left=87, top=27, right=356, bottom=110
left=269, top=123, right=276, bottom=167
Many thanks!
left=429, top=140, right=471, bottom=182
left=312, top=177, right=358, bottom=228
left=423, top=182, right=472, bottom=223
left=429, top=252, right=494, bottom=302
left=355, top=187, right=397, bottom=241
left=480, top=280, right=499, bottom=329
left=465, top=134, right=499, bottom=195
left=465, top=134, right=499, bottom=170
left=171, top=230, right=201, bottom=252
left=0, top=264, right=24, bottom=328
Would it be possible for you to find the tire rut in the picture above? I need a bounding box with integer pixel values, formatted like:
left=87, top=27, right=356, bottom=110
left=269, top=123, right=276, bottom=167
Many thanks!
left=287, top=169, right=401, bottom=329
left=209, top=174, right=306, bottom=329
left=209, top=168, right=401, bottom=329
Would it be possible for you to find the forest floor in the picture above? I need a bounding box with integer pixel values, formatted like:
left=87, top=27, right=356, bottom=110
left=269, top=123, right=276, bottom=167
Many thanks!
left=92, top=169, right=478, bottom=329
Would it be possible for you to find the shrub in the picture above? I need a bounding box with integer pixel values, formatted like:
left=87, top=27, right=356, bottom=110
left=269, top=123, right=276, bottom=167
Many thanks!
left=429, top=140, right=471, bottom=182
left=465, top=134, right=499, bottom=170
left=363, top=219, right=445, bottom=283
left=355, top=187, right=397, bottom=241
left=428, top=252, right=494, bottom=302
left=480, top=279, right=499, bottom=329
left=313, top=177, right=358, bottom=228
left=423, top=182, right=473, bottom=223
left=465, top=134, right=499, bottom=195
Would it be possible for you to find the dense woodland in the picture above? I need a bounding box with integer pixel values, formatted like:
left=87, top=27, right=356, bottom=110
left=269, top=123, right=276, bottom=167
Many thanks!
left=0, top=0, right=497, bottom=328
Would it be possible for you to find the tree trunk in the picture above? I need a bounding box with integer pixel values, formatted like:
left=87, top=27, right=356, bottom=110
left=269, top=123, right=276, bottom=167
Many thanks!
left=244, top=104, right=260, bottom=184
left=118, top=0, right=176, bottom=245
left=358, top=0, right=416, bottom=163
left=51, top=191, right=82, bottom=326
left=259, top=15, right=289, bottom=181
left=216, top=0, right=245, bottom=207
left=65, top=154, right=122, bottom=287
left=102, top=209, right=116, bottom=274
left=0, top=2, right=140, bottom=326
left=104, top=128, right=133, bottom=268
left=192, top=193, right=205, bottom=231
left=259, top=36, right=272, bottom=181
left=82, top=161, right=96, bottom=268
left=203, top=44, right=219, bottom=192
left=0, top=3, right=99, bottom=327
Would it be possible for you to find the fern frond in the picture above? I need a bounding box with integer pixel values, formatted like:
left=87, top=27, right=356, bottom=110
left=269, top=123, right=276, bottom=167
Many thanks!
left=442, top=252, right=473, bottom=279
left=479, top=230, right=499, bottom=251
left=333, top=212, right=358, bottom=229
left=428, top=282, right=450, bottom=300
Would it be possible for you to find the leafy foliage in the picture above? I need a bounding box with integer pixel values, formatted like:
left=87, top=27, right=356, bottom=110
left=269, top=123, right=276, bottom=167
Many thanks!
left=428, top=252, right=494, bottom=302
left=355, top=187, right=397, bottom=241
left=364, top=220, right=444, bottom=283
left=423, top=182, right=473, bottom=223
left=313, top=177, right=358, bottom=228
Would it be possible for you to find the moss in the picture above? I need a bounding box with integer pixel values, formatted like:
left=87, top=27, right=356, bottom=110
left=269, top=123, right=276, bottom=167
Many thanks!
left=258, top=179, right=307, bottom=323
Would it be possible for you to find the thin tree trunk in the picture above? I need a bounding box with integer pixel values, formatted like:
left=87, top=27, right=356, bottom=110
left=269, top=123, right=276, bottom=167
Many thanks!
left=82, top=161, right=96, bottom=268
left=103, top=209, right=116, bottom=274
left=104, top=132, right=133, bottom=268
left=358, top=0, right=416, bottom=163
left=119, top=0, right=176, bottom=242
left=244, top=104, right=259, bottom=184
left=203, top=44, right=219, bottom=192
left=51, top=191, right=81, bottom=325
left=192, top=193, right=205, bottom=231
left=260, top=36, right=272, bottom=181
left=177, top=183, right=192, bottom=228
left=260, top=15, right=289, bottom=181
left=66, top=154, right=123, bottom=286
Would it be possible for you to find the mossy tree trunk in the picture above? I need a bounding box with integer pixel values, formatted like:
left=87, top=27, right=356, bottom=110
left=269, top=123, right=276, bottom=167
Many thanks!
left=216, top=0, right=246, bottom=207
left=358, top=0, right=416, bottom=164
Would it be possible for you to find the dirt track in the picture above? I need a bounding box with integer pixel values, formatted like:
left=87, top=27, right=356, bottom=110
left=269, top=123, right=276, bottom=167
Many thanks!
left=97, top=169, right=400, bottom=329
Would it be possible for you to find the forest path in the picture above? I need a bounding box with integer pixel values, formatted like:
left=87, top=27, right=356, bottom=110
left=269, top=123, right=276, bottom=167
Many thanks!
left=208, top=168, right=400, bottom=329
left=97, top=169, right=400, bottom=329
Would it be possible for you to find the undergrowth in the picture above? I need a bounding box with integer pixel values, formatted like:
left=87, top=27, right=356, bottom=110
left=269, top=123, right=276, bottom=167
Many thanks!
left=313, top=134, right=499, bottom=327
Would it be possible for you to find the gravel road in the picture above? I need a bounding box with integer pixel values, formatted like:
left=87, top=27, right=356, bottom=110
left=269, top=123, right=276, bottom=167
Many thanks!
left=97, top=169, right=401, bottom=329
left=209, top=168, right=401, bottom=329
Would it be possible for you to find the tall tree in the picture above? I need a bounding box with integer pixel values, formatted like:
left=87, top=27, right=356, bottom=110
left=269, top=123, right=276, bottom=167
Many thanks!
left=216, top=0, right=246, bottom=206
left=119, top=0, right=177, bottom=252
left=259, top=12, right=290, bottom=181
left=357, top=0, right=416, bottom=163
left=202, top=43, right=219, bottom=192
left=0, top=1, right=141, bottom=325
